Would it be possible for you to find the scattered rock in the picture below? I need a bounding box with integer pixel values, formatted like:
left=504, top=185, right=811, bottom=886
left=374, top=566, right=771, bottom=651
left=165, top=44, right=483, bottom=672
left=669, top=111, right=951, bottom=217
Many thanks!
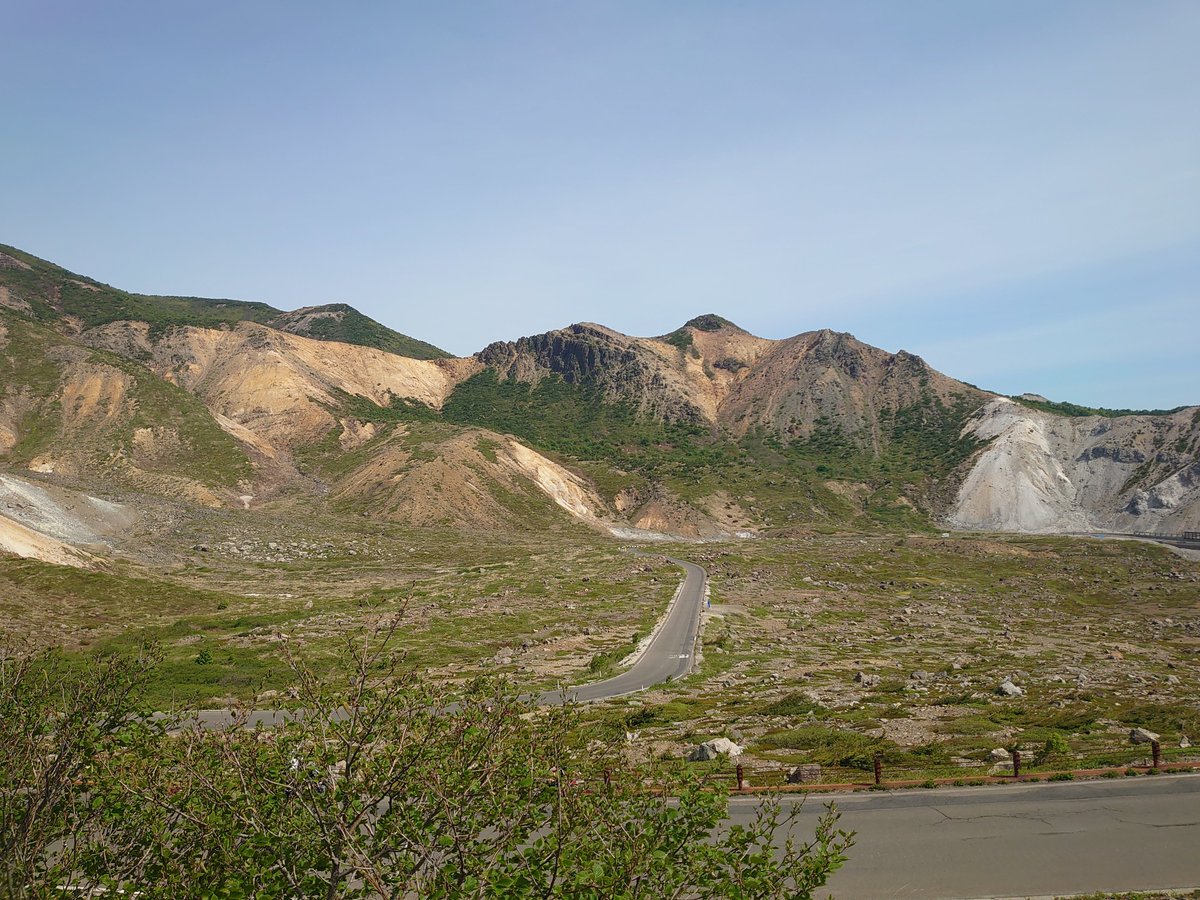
left=854, top=672, right=880, bottom=687
left=910, top=670, right=931, bottom=681
left=1129, top=727, right=1160, bottom=745
left=996, top=680, right=1023, bottom=698
left=688, top=737, right=743, bottom=762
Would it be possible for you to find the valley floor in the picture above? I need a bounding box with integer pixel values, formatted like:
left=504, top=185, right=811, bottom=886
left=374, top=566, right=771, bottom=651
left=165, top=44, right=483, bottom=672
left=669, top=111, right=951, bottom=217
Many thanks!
left=1, top=503, right=1197, bottom=782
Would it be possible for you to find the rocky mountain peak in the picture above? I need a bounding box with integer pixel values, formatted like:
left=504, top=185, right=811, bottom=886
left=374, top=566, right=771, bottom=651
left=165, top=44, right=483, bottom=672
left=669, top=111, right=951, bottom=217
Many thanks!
left=680, top=314, right=745, bottom=334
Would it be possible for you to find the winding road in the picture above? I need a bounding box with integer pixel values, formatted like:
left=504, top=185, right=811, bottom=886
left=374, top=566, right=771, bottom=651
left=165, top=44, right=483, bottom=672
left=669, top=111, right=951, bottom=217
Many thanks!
left=540, top=556, right=706, bottom=705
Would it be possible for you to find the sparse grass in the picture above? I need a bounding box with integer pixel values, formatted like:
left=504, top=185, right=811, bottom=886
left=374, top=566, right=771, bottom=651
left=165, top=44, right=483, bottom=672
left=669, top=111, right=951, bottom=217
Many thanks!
left=0, top=488, right=1195, bottom=782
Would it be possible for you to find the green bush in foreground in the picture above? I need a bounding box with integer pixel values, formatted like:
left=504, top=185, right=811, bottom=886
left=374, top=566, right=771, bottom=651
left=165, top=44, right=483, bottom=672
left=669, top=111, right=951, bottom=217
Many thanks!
left=1, top=625, right=853, bottom=898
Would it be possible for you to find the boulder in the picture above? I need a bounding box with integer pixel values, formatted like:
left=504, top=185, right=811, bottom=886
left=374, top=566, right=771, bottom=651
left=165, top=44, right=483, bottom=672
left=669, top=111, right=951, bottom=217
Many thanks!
left=1129, top=727, right=1160, bottom=745
left=1180, top=736, right=1191, bottom=749
left=985, top=748, right=1011, bottom=763
left=688, top=737, right=744, bottom=762
left=854, top=672, right=880, bottom=687
left=996, top=680, right=1023, bottom=698
left=787, top=763, right=822, bottom=784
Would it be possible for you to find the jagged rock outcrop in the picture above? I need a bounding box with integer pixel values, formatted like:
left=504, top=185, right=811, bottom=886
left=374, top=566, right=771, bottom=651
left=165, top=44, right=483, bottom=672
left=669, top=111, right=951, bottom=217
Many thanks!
left=478, top=317, right=989, bottom=446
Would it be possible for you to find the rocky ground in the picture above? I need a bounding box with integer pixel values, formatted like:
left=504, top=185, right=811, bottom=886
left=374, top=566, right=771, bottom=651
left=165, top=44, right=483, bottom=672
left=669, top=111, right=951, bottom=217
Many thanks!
left=1, top=477, right=1196, bottom=783
left=591, top=531, right=1200, bottom=784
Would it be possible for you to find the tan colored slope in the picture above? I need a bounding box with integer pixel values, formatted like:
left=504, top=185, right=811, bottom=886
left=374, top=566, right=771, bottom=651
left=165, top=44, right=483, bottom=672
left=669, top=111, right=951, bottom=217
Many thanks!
left=716, top=329, right=988, bottom=441
left=635, top=325, right=774, bottom=422
left=0, top=313, right=251, bottom=504
left=0, top=513, right=97, bottom=567
left=84, top=321, right=482, bottom=454
left=329, top=425, right=607, bottom=530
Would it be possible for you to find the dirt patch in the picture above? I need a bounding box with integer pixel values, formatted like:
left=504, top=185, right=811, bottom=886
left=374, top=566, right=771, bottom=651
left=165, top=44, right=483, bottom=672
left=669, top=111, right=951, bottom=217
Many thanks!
left=60, top=364, right=132, bottom=425
left=0, top=287, right=31, bottom=315
left=0, top=513, right=97, bottom=567
left=337, top=419, right=378, bottom=452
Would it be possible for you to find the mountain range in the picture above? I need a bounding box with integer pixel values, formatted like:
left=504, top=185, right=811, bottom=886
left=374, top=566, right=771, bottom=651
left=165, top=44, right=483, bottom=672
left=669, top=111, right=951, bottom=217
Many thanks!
left=1, top=242, right=1197, bottom=565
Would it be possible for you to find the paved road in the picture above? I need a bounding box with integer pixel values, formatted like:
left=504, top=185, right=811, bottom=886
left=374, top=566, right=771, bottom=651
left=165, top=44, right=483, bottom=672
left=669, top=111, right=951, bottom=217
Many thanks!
left=540, top=556, right=706, bottom=705
left=729, top=773, right=1200, bottom=898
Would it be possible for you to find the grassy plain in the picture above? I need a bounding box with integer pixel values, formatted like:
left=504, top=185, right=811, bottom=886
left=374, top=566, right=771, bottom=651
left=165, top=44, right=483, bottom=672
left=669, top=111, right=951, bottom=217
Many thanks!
left=1, top=511, right=1197, bottom=785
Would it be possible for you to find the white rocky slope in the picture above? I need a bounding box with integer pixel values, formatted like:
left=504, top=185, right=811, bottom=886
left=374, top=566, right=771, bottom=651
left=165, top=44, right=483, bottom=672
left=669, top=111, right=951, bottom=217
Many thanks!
left=0, top=473, right=135, bottom=567
left=948, top=398, right=1200, bottom=534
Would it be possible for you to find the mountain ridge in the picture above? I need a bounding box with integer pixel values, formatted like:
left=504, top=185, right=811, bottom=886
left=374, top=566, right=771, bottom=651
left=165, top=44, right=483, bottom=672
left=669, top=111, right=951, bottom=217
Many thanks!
left=0, top=243, right=450, bottom=359
left=2, top=242, right=1198, bottom=559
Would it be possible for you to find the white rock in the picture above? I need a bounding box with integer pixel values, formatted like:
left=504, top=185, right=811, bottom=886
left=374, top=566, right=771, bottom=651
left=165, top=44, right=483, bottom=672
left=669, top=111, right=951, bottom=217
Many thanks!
left=996, top=680, right=1023, bottom=697
left=688, top=737, right=743, bottom=762
left=986, top=748, right=1011, bottom=763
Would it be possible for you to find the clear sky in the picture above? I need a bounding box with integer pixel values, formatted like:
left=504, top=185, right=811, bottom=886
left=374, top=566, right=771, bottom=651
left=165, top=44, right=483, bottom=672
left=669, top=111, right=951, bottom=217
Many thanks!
left=3, top=1, right=1197, bottom=408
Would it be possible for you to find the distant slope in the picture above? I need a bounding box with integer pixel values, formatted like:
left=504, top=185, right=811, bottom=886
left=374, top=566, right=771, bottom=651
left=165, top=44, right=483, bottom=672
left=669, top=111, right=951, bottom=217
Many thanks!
left=269, top=303, right=449, bottom=359
left=0, top=308, right=252, bottom=504
left=4, top=241, right=1198, bottom=537
left=949, top=398, right=1200, bottom=533
left=465, top=316, right=993, bottom=530
left=0, top=244, right=447, bottom=358
left=81, top=319, right=478, bottom=455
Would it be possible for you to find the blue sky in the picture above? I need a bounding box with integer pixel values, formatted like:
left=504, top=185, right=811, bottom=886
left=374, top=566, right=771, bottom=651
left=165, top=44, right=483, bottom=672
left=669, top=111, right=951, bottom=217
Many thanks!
left=2, top=1, right=1197, bottom=408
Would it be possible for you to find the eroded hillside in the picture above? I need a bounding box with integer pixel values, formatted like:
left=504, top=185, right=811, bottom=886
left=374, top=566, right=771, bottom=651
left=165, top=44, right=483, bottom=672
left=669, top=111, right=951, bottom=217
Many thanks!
left=2, top=242, right=1197, bottom=551
left=949, top=398, right=1200, bottom=533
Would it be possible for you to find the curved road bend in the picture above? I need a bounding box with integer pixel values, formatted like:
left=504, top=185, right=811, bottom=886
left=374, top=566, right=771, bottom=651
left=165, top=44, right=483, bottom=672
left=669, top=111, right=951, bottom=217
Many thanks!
left=540, top=556, right=706, bottom=705
left=730, top=773, right=1200, bottom=899
left=184, top=556, right=707, bottom=729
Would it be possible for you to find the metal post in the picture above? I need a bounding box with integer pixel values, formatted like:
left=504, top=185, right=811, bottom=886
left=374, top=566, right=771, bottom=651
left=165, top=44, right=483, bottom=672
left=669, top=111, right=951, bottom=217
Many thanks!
left=873, top=754, right=883, bottom=786
left=736, top=764, right=745, bottom=791
left=1012, top=749, right=1021, bottom=778
left=1152, top=740, right=1162, bottom=770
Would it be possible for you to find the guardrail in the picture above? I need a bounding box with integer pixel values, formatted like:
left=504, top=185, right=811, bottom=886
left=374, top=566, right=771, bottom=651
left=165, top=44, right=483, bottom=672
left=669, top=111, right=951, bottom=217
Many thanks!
left=1077, top=531, right=1200, bottom=546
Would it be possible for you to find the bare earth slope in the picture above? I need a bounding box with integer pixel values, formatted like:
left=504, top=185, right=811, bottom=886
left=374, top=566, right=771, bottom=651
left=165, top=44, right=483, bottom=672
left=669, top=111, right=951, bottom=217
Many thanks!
left=949, top=398, right=1200, bottom=533
left=82, top=320, right=480, bottom=454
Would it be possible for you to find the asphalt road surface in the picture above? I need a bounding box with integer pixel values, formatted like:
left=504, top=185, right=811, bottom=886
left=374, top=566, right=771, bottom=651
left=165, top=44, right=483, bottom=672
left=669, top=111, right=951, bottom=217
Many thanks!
left=729, top=773, right=1200, bottom=898
left=539, top=556, right=706, bottom=704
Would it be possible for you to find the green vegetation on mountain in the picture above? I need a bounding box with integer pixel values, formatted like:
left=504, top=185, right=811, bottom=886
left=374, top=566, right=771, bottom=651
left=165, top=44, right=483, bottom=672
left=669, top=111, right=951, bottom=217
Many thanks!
left=1013, top=395, right=1188, bottom=419
left=444, top=370, right=733, bottom=475
left=440, top=370, right=982, bottom=530
left=270, top=303, right=450, bottom=359
left=0, top=244, right=277, bottom=332
left=0, top=243, right=445, bottom=358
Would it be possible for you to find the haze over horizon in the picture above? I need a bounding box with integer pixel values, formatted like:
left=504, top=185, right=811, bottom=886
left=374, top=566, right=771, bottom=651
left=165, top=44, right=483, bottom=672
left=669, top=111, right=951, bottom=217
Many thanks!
left=2, top=1, right=1197, bottom=408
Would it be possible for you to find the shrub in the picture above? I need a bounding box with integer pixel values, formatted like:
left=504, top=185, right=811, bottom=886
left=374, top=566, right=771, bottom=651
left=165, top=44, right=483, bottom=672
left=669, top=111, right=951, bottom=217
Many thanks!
left=3, top=627, right=856, bottom=898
